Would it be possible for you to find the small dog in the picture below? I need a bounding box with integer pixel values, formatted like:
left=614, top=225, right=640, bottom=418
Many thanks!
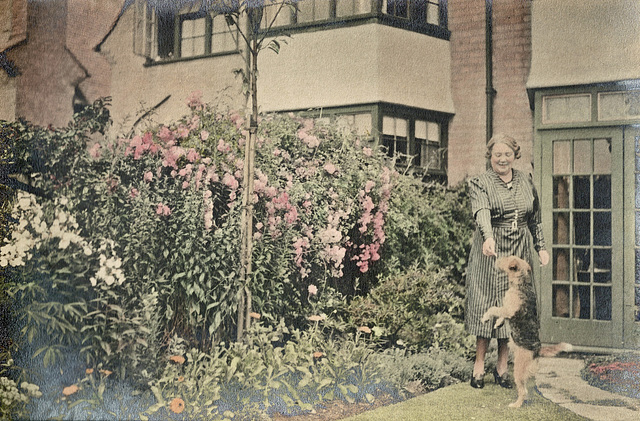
left=481, top=255, right=572, bottom=408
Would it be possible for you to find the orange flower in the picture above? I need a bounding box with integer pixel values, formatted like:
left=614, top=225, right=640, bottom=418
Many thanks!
left=313, top=351, right=324, bottom=359
left=62, top=385, right=79, bottom=396
left=358, top=326, right=372, bottom=334
left=169, top=397, right=185, bottom=414
left=249, top=312, right=261, bottom=319
left=169, top=355, right=185, bottom=364
left=308, top=315, right=324, bottom=322
left=85, top=368, right=94, bottom=375
left=177, top=376, right=184, bottom=382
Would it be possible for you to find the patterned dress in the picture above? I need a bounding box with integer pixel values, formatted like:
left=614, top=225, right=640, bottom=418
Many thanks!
left=464, top=169, right=546, bottom=339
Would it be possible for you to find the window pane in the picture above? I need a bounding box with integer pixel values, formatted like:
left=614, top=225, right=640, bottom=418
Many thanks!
left=553, top=176, right=570, bottom=208
left=426, top=1, right=440, bottom=25
left=598, top=90, right=640, bottom=121
left=573, top=176, right=590, bottom=209
left=382, top=116, right=395, bottom=135
left=576, top=285, right=591, bottom=319
left=396, top=118, right=407, bottom=137
left=543, top=94, right=591, bottom=124
left=593, top=175, right=611, bottom=209
left=353, top=113, right=372, bottom=135
left=427, top=121, right=440, bottom=143
left=298, top=0, right=330, bottom=23
left=553, top=249, right=570, bottom=280
left=573, top=139, right=591, bottom=174
left=573, top=212, right=590, bottom=245
left=262, top=3, right=292, bottom=27
left=553, top=140, right=571, bottom=174
left=552, top=284, right=570, bottom=317
left=415, top=120, right=427, bottom=140
left=212, top=14, right=236, bottom=53
left=386, top=0, right=408, bottom=18
left=553, top=213, right=570, bottom=244
left=181, top=17, right=206, bottom=57
left=593, top=138, right=611, bottom=174
left=593, top=248, right=611, bottom=283
left=593, top=212, right=611, bottom=246
left=594, top=286, right=612, bottom=320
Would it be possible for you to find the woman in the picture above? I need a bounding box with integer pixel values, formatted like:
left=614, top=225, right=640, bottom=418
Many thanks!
left=465, top=134, right=550, bottom=389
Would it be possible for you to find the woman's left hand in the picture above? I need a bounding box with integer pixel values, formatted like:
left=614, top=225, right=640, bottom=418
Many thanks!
left=538, top=250, right=550, bottom=266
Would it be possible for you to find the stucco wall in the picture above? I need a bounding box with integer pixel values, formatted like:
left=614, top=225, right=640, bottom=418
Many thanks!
left=103, top=7, right=454, bottom=130
left=0, top=73, right=17, bottom=121
left=259, top=24, right=454, bottom=114
left=102, top=5, right=246, bottom=130
left=528, top=0, right=640, bottom=88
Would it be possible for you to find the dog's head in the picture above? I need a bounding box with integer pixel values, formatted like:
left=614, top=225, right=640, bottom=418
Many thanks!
left=495, top=255, right=531, bottom=286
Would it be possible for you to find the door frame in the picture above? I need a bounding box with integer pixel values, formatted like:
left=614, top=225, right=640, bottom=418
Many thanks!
left=623, top=126, right=640, bottom=350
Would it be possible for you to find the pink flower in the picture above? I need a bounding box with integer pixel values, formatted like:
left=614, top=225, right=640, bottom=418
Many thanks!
left=144, top=171, right=153, bottom=182
left=364, top=180, right=376, bottom=193
left=324, top=163, right=337, bottom=175
left=200, top=130, right=209, bottom=141
left=222, top=173, right=239, bottom=190
left=88, top=143, right=102, bottom=159
left=285, top=206, right=298, bottom=225
left=217, top=139, right=231, bottom=153
left=157, top=126, right=176, bottom=146
left=182, top=181, right=190, bottom=189
left=308, top=284, right=318, bottom=295
left=156, top=203, right=171, bottom=216
left=363, top=147, right=373, bottom=157
left=186, top=90, right=204, bottom=110
left=176, top=125, right=189, bottom=139
left=187, top=148, right=200, bottom=163
left=130, top=188, right=139, bottom=198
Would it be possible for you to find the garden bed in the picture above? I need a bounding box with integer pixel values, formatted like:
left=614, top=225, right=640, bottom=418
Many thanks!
left=581, top=354, right=640, bottom=399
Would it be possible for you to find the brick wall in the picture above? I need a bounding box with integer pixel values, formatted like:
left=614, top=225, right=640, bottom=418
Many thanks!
left=7, top=0, right=121, bottom=127
left=448, top=0, right=533, bottom=186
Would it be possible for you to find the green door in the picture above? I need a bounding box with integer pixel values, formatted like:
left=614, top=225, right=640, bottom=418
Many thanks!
left=539, top=128, right=624, bottom=349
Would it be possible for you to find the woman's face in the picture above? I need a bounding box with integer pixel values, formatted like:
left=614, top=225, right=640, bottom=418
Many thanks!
left=490, top=142, right=515, bottom=176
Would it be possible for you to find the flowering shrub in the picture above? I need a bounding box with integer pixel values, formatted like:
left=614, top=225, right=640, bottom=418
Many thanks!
left=1, top=97, right=396, bottom=375
left=0, top=358, right=42, bottom=420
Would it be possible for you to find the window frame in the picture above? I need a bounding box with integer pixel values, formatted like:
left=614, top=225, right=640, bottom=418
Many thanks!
left=296, top=102, right=449, bottom=180
left=143, top=7, right=240, bottom=65
left=260, top=0, right=449, bottom=40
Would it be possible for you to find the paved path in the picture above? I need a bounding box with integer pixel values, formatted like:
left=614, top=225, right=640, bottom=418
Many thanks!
left=536, top=357, right=640, bottom=421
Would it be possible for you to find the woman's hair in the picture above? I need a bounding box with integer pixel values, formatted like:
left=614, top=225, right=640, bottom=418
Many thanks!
left=485, top=133, right=521, bottom=160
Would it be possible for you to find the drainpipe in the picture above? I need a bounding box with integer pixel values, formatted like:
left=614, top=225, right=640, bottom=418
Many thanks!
left=485, top=0, right=495, bottom=145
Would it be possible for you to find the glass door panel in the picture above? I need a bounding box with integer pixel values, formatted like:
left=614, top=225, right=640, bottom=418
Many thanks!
left=542, top=128, right=623, bottom=349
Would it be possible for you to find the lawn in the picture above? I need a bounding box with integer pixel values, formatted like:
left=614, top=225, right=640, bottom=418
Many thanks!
left=343, top=381, right=588, bottom=421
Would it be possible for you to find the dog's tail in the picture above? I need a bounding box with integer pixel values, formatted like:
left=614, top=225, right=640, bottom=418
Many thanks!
left=539, top=342, right=573, bottom=357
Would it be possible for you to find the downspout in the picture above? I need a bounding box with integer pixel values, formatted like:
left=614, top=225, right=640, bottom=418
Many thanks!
left=485, top=0, right=495, bottom=145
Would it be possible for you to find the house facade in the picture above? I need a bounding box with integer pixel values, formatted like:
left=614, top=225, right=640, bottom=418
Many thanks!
left=2, top=0, right=639, bottom=352
left=0, top=0, right=121, bottom=127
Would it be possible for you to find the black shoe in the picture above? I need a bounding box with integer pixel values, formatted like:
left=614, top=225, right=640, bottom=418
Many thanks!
left=493, top=368, right=513, bottom=389
left=470, top=375, right=485, bottom=389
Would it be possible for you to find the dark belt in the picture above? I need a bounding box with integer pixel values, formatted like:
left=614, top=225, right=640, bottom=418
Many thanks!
left=492, top=219, right=527, bottom=229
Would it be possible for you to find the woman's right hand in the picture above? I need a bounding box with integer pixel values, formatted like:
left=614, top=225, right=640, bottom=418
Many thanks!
left=482, top=238, right=497, bottom=257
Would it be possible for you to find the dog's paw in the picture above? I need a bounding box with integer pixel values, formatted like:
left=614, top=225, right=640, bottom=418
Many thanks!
left=481, top=307, right=497, bottom=323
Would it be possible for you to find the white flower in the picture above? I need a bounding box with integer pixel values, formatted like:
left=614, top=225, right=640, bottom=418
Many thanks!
left=83, top=245, right=93, bottom=256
